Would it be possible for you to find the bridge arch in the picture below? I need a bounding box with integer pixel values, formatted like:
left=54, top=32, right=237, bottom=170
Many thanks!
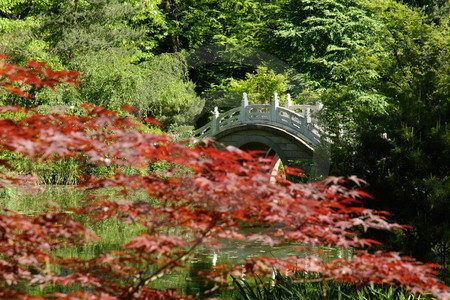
left=194, top=93, right=329, bottom=180
left=214, top=124, right=314, bottom=175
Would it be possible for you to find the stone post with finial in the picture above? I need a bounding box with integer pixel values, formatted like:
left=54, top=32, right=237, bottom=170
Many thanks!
left=306, top=106, right=311, bottom=124
left=212, top=106, right=219, bottom=135
left=285, top=93, right=292, bottom=108
left=241, top=92, right=248, bottom=122
left=271, top=92, right=279, bottom=122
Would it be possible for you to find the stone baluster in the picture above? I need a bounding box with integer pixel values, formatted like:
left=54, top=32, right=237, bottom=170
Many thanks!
left=212, top=106, right=219, bottom=135
left=316, top=101, right=323, bottom=111
left=285, top=93, right=292, bottom=108
left=271, top=92, right=279, bottom=122
left=241, top=92, right=248, bottom=122
left=306, top=107, right=311, bottom=124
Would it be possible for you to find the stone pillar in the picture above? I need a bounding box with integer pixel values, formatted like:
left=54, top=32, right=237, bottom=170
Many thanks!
left=241, top=92, right=248, bottom=122
left=285, top=93, right=292, bottom=108
left=306, top=107, right=311, bottom=124
left=316, top=101, right=323, bottom=110
left=271, top=93, right=279, bottom=122
left=212, top=106, right=219, bottom=135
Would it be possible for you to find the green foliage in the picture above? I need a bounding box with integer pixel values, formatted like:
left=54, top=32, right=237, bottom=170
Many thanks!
left=0, top=18, right=51, bottom=64
left=205, top=66, right=289, bottom=108
left=227, top=67, right=288, bottom=104
left=0, top=0, right=203, bottom=127
left=65, top=51, right=202, bottom=125
left=400, top=0, right=450, bottom=21
left=233, top=273, right=436, bottom=300
left=154, top=0, right=287, bottom=52
left=0, top=0, right=55, bottom=17
left=0, top=0, right=30, bottom=13
left=304, top=0, right=450, bottom=271
left=155, top=0, right=289, bottom=104
left=0, top=150, right=81, bottom=185
left=139, top=53, right=204, bottom=125
left=270, top=0, right=392, bottom=133
left=273, top=0, right=382, bottom=85
left=40, top=0, right=142, bottom=61
left=33, top=158, right=81, bottom=185
left=36, top=0, right=204, bottom=126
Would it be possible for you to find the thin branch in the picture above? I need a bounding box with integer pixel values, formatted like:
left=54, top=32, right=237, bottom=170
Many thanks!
left=122, top=222, right=217, bottom=298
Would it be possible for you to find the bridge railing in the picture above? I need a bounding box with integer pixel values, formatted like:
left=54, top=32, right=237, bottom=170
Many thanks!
left=194, top=93, right=323, bottom=147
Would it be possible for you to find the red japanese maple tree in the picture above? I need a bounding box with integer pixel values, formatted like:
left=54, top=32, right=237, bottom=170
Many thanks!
left=0, top=54, right=80, bottom=99
left=1, top=55, right=449, bottom=299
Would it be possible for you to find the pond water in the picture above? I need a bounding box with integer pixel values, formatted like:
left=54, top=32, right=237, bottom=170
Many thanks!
left=1, top=186, right=351, bottom=298
left=150, top=240, right=352, bottom=299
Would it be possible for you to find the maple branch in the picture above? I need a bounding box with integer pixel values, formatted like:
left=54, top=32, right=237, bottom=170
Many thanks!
left=0, top=54, right=80, bottom=99
left=123, top=222, right=217, bottom=298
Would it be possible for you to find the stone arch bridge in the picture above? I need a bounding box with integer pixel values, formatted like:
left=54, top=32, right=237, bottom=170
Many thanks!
left=194, top=93, right=328, bottom=179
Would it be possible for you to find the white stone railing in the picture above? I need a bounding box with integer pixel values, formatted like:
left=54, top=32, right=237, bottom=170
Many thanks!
left=194, top=93, right=323, bottom=147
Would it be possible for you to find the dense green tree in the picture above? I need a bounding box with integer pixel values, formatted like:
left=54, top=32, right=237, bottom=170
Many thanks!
left=0, top=0, right=57, bottom=19
left=273, top=0, right=450, bottom=273
left=346, top=1, right=450, bottom=270
left=0, top=0, right=202, bottom=127
left=40, top=0, right=142, bottom=61
left=269, top=0, right=390, bottom=145
left=153, top=0, right=289, bottom=98
left=401, top=0, right=450, bottom=22
left=0, top=16, right=64, bottom=106
left=272, top=0, right=382, bottom=85
left=34, top=51, right=203, bottom=127
left=0, top=0, right=60, bottom=65
left=154, top=0, right=286, bottom=52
